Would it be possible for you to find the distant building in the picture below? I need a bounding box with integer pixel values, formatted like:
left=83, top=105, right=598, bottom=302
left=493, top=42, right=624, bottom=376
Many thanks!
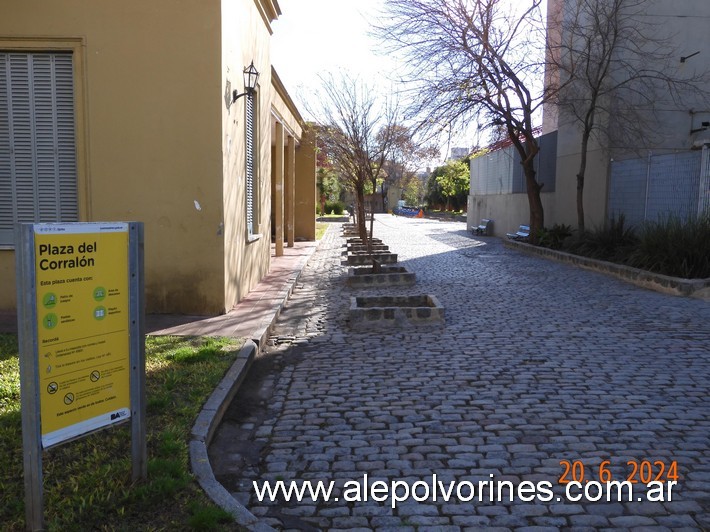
left=448, top=147, right=470, bottom=161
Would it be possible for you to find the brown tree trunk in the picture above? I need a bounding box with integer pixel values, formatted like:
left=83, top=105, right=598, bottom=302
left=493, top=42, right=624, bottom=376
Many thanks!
left=523, top=158, right=544, bottom=245
left=576, top=128, right=592, bottom=234
left=356, top=187, right=367, bottom=242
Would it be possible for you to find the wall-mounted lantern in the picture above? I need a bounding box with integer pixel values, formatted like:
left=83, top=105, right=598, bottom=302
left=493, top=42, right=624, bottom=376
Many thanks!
left=232, top=61, right=259, bottom=103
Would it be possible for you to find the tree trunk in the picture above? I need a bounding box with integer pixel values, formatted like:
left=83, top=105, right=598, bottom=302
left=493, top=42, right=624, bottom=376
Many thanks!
left=576, top=127, right=592, bottom=234
left=368, top=207, right=375, bottom=255
left=523, top=158, right=544, bottom=245
left=356, top=187, right=367, bottom=242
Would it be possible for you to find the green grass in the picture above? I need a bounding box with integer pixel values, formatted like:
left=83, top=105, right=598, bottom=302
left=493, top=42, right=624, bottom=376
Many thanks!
left=317, top=213, right=348, bottom=218
left=0, top=333, right=244, bottom=531
left=315, top=222, right=329, bottom=240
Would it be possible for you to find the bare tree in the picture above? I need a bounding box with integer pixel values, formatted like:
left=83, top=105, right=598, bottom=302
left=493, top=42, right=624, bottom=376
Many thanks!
left=308, top=73, right=401, bottom=247
left=549, top=0, right=710, bottom=232
left=377, top=0, right=550, bottom=242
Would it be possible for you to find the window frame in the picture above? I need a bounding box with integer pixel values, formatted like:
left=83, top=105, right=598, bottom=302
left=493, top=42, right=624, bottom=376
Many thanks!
left=0, top=39, right=87, bottom=250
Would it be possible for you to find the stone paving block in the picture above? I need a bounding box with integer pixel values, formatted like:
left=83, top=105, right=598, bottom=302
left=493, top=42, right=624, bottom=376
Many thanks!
left=206, top=218, right=710, bottom=530
left=655, top=514, right=703, bottom=528
left=568, top=513, right=611, bottom=527
left=329, top=516, right=370, bottom=528
left=609, top=515, right=659, bottom=527
left=396, top=503, right=440, bottom=517
left=515, top=526, right=564, bottom=532
left=490, top=514, right=535, bottom=527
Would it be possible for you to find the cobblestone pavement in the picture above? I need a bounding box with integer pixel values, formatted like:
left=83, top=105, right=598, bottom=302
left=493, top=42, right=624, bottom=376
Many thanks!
left=209, top=215, right=710, bottom=531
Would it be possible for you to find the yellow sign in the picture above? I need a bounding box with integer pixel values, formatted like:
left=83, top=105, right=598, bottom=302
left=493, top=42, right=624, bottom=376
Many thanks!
left=34, top=223, right=130, bottom=447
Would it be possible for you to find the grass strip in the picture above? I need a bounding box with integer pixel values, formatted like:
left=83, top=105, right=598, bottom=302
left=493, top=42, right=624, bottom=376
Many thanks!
left=0, top=333, right=245, bottom=531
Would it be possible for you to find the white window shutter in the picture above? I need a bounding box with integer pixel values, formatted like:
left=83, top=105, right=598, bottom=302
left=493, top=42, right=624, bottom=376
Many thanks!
left=0, top=52, right=77, bottom=246
left=0, top=55, right=13, bottom=240
left=245, top=93, right=255, bottom=234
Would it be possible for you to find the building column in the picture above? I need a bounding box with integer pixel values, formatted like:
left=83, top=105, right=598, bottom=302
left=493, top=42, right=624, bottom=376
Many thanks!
left=274, top=122, right=284, bottom=257
left=295, top=126, right=317, bottom=241
left=286, top=134, right=296, bottom=247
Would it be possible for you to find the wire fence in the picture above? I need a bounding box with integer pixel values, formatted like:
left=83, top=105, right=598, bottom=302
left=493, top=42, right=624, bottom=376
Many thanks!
left=608, top=148, right=710, bottom=227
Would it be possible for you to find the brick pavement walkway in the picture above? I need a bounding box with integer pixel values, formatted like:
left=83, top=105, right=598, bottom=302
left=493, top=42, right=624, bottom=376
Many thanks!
left=210, top=216, right=710, bottom=531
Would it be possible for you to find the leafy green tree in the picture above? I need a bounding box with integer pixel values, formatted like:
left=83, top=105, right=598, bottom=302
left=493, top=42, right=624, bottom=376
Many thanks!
left=425, top=167, right=445, bottom=209
left=401, top=174, right=426, bottom=207
left=316, top=167, right=341, bottom=214
left=435, top=160, right=469, bottom=210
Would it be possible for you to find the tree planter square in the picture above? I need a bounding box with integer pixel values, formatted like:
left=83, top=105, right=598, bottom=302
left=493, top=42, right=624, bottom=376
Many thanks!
left=346, top=265, right=416, bottom=287
left=349, top=294, right=444, bottom=328
left=344, top=252, right=398, bottom=265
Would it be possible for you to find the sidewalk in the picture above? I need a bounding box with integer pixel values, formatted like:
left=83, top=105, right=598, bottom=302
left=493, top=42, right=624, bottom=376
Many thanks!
left=0, top=240, right=320, bottom=347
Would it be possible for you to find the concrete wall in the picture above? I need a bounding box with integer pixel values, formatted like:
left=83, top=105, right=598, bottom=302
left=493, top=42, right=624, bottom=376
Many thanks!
left=553, top=129, right=610, bottom=229
left=472, top=0, right=710, bottom=237
left=467, top=192, right=557, bottom=238
left=615, top=0, right=710, bottom=155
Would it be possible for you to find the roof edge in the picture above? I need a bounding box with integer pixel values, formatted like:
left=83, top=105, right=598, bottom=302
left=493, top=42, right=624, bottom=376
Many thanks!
left=271, top=66, right=305, bottom=128
left=254, top=0, right=281, bottom=33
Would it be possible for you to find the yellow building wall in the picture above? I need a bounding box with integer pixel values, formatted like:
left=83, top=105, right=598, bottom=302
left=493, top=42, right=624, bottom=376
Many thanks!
left=221, top=0, right=276, bottom=310
left=1, top=0, right=306, bottom=315
left=0, top=1, right=226, bottom=314
left=295, top=127, right=317, bottom=240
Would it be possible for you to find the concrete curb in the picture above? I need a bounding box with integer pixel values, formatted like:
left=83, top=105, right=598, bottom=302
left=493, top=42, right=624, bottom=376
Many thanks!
left=189, top=340, right=274, bottom=531
left=503, top=239, right=710, bottom=300
left=189, top=234, right=323, bottom=530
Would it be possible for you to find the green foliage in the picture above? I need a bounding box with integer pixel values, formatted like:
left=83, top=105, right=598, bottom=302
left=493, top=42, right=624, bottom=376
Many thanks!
left=540, top=213, right=710, bottom=279
left=0, top=334, right=242, bottom=530
left=424, top=170, right=446, bottom=208
left=402, top=174, right=425, bottom=207
left=188, top=502, right=234, bottom=530
left=565, top=214, right=638, bottom=262
left=316, top=167, right=342, bottom=202
left=324, top=200, right=345, bottom=215
left=315, top=222, right=329, bottom=240
left=628, top=212, right=710, bottom=278
left=537, top=224, right=573, bottom=250
left=0, top=356, right=19, bottom=417
left=425, top=161, right=469, bottom=211
left=469, top=148, right=489, bottom=161
left=435, top=159, right=470, bottom=199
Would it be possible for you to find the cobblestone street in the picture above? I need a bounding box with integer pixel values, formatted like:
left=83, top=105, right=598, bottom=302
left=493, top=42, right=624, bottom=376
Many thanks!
left=210, top=215, right=710, bottom=531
